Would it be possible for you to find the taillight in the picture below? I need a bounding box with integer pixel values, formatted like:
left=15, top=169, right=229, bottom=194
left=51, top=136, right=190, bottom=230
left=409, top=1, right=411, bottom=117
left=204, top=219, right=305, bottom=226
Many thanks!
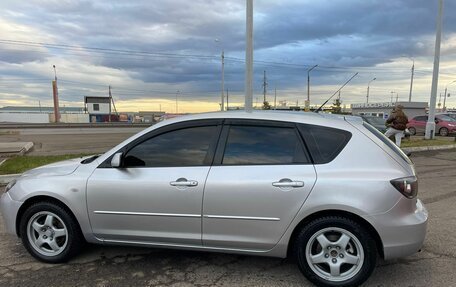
left=390, top=176, right=418, bottom=199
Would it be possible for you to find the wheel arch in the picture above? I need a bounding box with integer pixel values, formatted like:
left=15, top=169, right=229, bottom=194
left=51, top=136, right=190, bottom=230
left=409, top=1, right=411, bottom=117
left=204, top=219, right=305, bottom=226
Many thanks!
left=15, top=195, right=82, bottom=238
left=287, top=209, right=384, bottom=259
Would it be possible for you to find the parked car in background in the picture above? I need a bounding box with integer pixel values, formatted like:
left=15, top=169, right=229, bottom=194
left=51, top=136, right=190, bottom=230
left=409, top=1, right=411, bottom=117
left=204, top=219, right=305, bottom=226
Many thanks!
left=407, top=114, right=456, bottom=136
left=1, top=111, right=428, bottom=287
left=438, top=113, right=456, bottom=120
left=360, top=115, right=387, bottom=133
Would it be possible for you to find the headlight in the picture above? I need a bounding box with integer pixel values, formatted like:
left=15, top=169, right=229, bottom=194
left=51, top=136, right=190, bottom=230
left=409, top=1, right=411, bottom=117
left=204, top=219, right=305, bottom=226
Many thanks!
left=5, top=179, right=16, bottom=193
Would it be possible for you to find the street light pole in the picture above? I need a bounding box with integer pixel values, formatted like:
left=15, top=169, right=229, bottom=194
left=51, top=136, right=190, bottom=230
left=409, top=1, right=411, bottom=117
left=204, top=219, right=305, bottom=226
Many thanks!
left=425, top=0, right=444, bottom=140
left=409, top=59, right=415, bottom=102
left=221, top=50, right=225, bottom=111
left=306, top=64, right=318, bottom=111
left=443, top=80, right=456, bottom=111
left=367, top=77, right=376, bottom=103
left=245, top=0, right=253, bottom=113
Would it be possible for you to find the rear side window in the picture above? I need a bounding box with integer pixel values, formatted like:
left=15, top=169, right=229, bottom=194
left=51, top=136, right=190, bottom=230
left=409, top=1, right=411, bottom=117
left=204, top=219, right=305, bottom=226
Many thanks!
left=222, top=125, right=309, bottom=165
left=298, top=124, right=352, bottom=164
left=363, top=122, right=412, bottom=164
left=414, top=116, right=427, bottom=122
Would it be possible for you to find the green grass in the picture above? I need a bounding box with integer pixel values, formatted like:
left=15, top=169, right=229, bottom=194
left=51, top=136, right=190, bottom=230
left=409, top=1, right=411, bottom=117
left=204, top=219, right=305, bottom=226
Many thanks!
left=0, top=154, right=91, bottom=175
left=401, top=138, right=456, bottom=148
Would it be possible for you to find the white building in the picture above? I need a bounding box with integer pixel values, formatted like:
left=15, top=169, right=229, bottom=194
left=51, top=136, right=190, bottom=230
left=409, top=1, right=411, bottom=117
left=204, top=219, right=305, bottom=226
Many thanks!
left=84, top=96, right=111, bottom=115
left=351, top=101, right=428, bottom=119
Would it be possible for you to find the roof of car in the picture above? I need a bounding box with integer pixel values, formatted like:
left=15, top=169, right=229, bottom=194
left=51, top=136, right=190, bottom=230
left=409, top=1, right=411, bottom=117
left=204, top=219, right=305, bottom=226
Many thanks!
left=153, top=110, right=363, bottom=129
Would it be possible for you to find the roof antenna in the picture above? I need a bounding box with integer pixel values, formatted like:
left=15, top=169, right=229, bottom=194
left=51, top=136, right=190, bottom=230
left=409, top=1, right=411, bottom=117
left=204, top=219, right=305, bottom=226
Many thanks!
left=314, top=72, right=359, bottom=113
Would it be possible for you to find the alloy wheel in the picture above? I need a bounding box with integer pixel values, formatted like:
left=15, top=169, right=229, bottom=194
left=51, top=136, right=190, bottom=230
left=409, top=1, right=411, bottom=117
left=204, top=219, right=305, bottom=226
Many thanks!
left=26, top=211, right=68, bottom=257
left=305, top=227, right=364, bottom=282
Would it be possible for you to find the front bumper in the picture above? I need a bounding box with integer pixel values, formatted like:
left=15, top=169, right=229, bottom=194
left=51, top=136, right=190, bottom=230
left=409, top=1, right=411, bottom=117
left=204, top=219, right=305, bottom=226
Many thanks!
left=367, top=198, right=428, bottom=260
left=0, top=191, right=23, bottom=236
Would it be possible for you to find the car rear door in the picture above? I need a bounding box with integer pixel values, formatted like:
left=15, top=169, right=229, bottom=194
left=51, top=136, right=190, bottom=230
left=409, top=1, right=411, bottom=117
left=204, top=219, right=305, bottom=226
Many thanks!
left=86, top=119, right=222, bottom=246
left=202, top=119, right=317, bottom=251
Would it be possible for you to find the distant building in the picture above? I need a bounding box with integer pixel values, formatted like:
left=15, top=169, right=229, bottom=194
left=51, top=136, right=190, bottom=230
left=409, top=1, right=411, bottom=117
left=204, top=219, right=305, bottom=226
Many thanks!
left=351, top=101, right=428, bottom=119
left=0, top=106, right=87, bottom=123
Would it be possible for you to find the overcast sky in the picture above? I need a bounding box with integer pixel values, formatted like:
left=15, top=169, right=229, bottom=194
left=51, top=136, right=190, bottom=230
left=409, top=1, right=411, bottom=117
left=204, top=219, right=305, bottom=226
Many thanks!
left=1, top=0, right=456, bottom=113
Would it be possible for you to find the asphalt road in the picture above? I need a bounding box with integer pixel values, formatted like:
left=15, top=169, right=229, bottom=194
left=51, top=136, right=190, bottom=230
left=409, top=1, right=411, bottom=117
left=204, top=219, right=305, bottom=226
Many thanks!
left=1, top=127, right=143, bottom=156
left=1, top=150, right=456, bottom=286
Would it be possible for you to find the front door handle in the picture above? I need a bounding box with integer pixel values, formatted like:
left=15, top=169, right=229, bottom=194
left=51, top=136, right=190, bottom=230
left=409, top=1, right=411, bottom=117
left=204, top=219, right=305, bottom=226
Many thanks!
left=272, top=179, right=304, bottom=188
left=170, top=178, right=198, bottom=187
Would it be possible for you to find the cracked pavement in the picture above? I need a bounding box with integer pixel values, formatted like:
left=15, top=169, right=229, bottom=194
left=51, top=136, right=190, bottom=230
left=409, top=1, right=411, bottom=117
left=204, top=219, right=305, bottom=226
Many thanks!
left=1, top=150, right=456, bottom=286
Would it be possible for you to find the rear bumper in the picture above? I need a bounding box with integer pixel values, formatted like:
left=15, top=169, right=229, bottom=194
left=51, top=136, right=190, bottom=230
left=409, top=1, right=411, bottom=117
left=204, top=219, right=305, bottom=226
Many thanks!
left=0, top=192, right=22, bottom=236
left=367, top=198, right=428, bottom=260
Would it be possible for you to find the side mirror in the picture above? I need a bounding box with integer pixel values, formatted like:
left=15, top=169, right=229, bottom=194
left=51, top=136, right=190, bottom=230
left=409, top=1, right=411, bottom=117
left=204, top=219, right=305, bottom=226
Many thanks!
left=435, top=119, right=439, bottom=124
left=111, top=152, right=123, bottom=168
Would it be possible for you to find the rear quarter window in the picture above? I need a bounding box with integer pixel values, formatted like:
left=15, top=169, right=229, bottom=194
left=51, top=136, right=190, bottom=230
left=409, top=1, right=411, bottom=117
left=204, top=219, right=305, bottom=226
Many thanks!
left=297, top=124, right=352, bottom=164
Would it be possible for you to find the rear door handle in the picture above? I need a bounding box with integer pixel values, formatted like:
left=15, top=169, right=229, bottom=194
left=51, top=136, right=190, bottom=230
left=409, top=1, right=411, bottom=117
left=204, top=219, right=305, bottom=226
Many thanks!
left=272, top=179, right=304, bottom=188
left=170, top=178, right=198, bottom=187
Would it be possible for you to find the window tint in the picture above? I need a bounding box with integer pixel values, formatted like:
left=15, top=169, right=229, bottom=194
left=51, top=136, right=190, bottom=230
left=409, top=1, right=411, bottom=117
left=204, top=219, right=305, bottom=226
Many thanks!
left=363, top=122, right=412, bottom=165
left=124, top=126, right=217, bottom=167
left=414, top=116, right=427, bottom=122
left=222, top=125, right=308, bottom=165
left=298, top=124, right=352, bottom=164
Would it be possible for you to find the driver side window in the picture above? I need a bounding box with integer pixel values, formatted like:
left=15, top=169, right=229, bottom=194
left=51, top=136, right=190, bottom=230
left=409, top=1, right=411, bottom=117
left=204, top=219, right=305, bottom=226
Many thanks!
left=124, top=125, right=218, bottom=167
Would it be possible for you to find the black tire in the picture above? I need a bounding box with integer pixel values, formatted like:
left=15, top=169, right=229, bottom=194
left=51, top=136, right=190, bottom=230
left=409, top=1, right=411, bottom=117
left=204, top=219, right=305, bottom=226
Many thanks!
left=439, top=127, right=449, bottom=137
left=19, top=201, right=84, bottom=263
left=294, top=216, right=377, bottom=287
left=408, top=127, right=416, bottom=135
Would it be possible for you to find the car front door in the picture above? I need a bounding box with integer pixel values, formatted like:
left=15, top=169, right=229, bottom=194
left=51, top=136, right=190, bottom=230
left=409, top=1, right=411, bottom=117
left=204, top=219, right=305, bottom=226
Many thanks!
left=415, top=116, right=428, bottom=134
left=202, top=120, right=317, bottom=251
left=87, top=120, right=222, bottom=246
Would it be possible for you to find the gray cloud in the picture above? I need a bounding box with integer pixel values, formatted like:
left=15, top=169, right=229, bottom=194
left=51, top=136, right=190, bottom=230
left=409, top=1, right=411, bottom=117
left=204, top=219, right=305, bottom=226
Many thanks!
left=1, top=0, right=456, bottom=108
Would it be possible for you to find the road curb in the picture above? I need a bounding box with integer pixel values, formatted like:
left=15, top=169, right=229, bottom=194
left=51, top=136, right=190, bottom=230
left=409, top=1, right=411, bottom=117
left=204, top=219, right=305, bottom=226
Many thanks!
left=0, top=173, right=21, bottom=185
left=402, top=144, right=456, bottom=153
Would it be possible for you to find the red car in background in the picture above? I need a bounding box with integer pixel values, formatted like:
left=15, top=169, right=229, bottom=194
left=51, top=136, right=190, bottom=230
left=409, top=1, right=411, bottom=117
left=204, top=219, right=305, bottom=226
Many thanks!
left=407, top=114, right=456, bottom=136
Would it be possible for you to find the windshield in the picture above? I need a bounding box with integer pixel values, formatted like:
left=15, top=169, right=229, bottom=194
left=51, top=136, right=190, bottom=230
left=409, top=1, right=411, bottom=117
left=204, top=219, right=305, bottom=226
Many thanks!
left=437, top=115, right=456, bottom=122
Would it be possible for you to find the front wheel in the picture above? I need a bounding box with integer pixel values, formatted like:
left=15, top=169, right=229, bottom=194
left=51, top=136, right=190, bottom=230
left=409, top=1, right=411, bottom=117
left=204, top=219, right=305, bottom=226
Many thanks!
left=408, top=127, right=416, bottom=135
left=19, top=201, right=84, bottom=263
left=439, top=127, right=449, bottom=137
left=294, top=216, right=377, bottom=287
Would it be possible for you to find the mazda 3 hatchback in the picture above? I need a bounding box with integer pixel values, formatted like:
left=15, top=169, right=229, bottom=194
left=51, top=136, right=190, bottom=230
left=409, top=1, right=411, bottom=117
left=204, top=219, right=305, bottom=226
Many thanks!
left=1, top=111, right=428, bottom=287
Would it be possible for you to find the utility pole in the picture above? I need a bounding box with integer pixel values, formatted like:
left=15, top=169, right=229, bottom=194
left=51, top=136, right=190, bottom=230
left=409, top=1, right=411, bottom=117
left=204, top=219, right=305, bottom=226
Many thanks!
left=306, top=64, right=318, bottom=111
left=221, top=50, right=225, bottom=111
left=52, top=65, right=60, bottom=123
left=390, top=91, right=394, bottom=103
left=38, top=100, right=42, bottom=113
left=396, top=93, right=399, bottom=103
left=438, top=93, right=442, bottom=110
left=226, top=88, right=229, bottom=110
left=108, top=85, right=118, bottom=116
left=175, top=90, right=180, bottom=114
left=426, top=0, right=444, bottom=140
left=245, top=0, right=253, bottom=112
left=108, top=85, right=112, bottom=122
left=409, top=59, right=415, bottom=102
left=262, top=70, right=267, bottom=103
left=274, top=88, right=277, bottom=110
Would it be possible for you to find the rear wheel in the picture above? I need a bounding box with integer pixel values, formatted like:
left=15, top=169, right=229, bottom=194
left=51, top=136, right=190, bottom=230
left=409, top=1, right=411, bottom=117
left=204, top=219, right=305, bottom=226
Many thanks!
left=408, top=127, right=416, bottom=135
left=294, top=216, right=377, bottom=287
left=20, top=201, right=84, bottom=263
left=439, top=127, right=449, bottom=137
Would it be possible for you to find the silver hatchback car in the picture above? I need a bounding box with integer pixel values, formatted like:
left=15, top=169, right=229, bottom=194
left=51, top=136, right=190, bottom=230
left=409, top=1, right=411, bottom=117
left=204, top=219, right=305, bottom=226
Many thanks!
left=1, top=111, right=427, bottom=286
